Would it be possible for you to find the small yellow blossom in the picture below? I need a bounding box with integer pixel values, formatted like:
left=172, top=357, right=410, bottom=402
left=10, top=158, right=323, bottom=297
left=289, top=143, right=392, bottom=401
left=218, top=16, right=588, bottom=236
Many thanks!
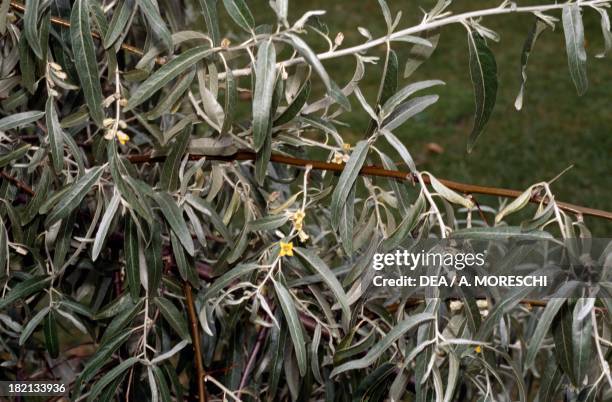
left=332, top=152, right=344, bottom=164
left=298, top=230, right=309, bottom=243
left=49, top=62, right=63, bottom=71
left=116, top=130, right=130, bottom=145
left=475, top=345, right=482, bottom=354
left=342, top=143, right=351, bottom=151
left=221, top=38, right=231, bottom=48
left=292, top=210, right=305, bottom=232
left=279, top=241, right=294, bottom=257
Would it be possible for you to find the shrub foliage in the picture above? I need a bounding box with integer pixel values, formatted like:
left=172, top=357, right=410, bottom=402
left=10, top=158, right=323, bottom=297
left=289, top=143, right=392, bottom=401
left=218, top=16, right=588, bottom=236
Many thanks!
left=0, top=0, right=611, bottom=400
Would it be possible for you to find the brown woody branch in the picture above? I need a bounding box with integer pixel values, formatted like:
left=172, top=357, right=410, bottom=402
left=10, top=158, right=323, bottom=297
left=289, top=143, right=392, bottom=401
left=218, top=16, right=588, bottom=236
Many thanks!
left=126, top=150, right=612, bottom=221
left=184, top=282, right=207, bottom=402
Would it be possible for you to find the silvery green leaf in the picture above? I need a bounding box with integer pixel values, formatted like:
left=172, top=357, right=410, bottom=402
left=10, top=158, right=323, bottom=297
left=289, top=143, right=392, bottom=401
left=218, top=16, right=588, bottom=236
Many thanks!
left=275, top=80, right=310, bottom=126
left=380, top=128, right=416, bottom=172
left=515, top=19, right=547, bottom=110
left=0, top=219, right=7, bottom=275
left=495, top=185, right=534, bottom=223
left=331, top=313, right=434, bottom=376
left=0, top=111, right=44, bottom=130
left=124, top=214, right=141, bottom=300
left=19, top=306, right=50, bottom=345
left=71, top=0, right=105, bottom=125
left=353, top=86, right=377, bottom=122
left=0, top=144, right=31, bottom=168
left=152, top=192, right=195, bottom=256
left=572, top=298, right=593, bottom=385
left=467, top=30, right=498, bottom=152
left=43, top=310, right=59, bottom=358
left=381, top=80, right=444, bottom=118
left=87, top=357, right=139, bottom=402
left=45, top=166, right=104, bottom=226
left=428, top=173, right=474, bottom=209
left=377, top=0, right=392, bottom=28
left=202, top=263, right=259, bottom=302
left=185, top=194, right=232, bottom=244
left=524, top=297, right=565, bottom=368
left=45, top=99, right=65, bottom=174
left=253, top=41, right=277, bottom=151
left=55, top=308, right=88, bottom=333
left=189, top=136, right=238, bottom=156
left=595, top=7, right=612, bottom=58
left=160, top=124, right=191, bottom=191
left=284, top=33, right=350, bottom=110
left=154, top=297, right=191, bottom=341
left=222, top=0, right=254, bottom=32
left=138, top=0, right=172, bottom=51
left=145, top=221, right=163, bottom=295
left=127, top=46, right=214, bottom=109
left=197, top=0, right=220, bottom=46
left=151, top=339, right=190, bottom=364
left=330, top=140, right=369, bottom=230
left=0, top=275, right=51, bottom=310
left=92, top=189, right=121, bottom=261
left=451, top=226, right=553, bottom=240
left=170, top=231, right=199, bottom=286
left=103, top=0, right=135, bottom=48
left=537, top=360, right=563, bottom=402
left=146, top=68, right=196, bottom=120
left=248, top=214, right=289, bottom=231
left=273, top=280, right=307, bottom=377
left=294, top=247, right=350, bottom=320
left=24, top=0, right=43, bottom=59
left=553, top=300, right=576, bottom=384
left=404, top=30, right=440, bottom=78
left=562, top=4, right=588, bottom=95
left=292, top=10, right=325, bottom=30
left=382, top=95, right=439, bottom=131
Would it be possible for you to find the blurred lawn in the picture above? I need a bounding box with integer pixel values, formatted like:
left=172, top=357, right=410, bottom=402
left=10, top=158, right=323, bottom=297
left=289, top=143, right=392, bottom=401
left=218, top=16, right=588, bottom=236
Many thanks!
left=230, top=1, right=612, bottom=233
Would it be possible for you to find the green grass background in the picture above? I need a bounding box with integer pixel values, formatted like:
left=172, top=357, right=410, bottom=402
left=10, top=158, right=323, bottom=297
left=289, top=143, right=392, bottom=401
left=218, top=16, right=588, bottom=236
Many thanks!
left=223, top=0, right=612, bottom=233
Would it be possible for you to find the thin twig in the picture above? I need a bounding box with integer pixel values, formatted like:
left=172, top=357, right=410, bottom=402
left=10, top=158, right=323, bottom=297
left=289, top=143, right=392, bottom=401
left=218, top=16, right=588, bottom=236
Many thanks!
left=184, top=282, right=207, bottom=402
left=0, top=171, right=34, bottom=196
left=125, top=151, right=612, bottom=221
left=238, top=323, right=269, bottom=391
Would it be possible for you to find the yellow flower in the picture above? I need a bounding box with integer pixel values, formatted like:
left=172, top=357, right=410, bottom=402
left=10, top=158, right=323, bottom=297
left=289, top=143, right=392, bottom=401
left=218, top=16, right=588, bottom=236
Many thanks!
left=332, top=152, right=344, bottom=164
left=292, top=210, right=305, bottom=232
left=475, top=346, right=482, bottom=354
left=279, top=241, right=294, bottom=257
left=342, top=143, right=351, bottom=151
left=116, top=130, right=130, bottom=145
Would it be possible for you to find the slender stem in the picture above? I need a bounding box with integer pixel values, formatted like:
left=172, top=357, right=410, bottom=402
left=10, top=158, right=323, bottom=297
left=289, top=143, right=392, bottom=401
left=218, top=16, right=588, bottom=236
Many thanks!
left=184, top=283, right=207, bottom=402
left=124, top=151, right=612, bottom=221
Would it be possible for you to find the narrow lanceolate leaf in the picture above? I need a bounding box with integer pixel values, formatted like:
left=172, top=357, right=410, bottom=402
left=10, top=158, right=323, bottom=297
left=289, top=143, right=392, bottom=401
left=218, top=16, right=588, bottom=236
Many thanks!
left=331, top=313, right=435, bottom=376
left=154, top=297, right=191, bottom=341
left=552, top=300, right=576, bottom=385
left=428, top=173, right=474, bottom=209
left=404, top=29, right=440, bottom=78
left=274, top=80, right=311, bottom=126
left=19, top=306, right=51, bottom=345
left=381, top=129, right=416, bottom=173
left=44, top=310, right=59, bottom=358
left=572, top=298, right=593, bottom=385
left=71, top=0, right=105, bottom=125
left=0, top=275, right=51, bottom=310
left=170, top=232, right=198, bottom=287
left=46, top=166, right=104, bottom=226
left=103, top=0, right=135, bottom=48
left=0, top=220, right=7, bottom=276
left=466, top=30, right=497, bottom=153
left=24, top=0, right=43, bottom=59
left=253, top=41, right=277, bottom=151
left=330, top=140, right=369, bottom=230
left=562, top=4, right=588, bottom=95
left=87, top=357, right=139, bottom=402
left=160, top=124, right=191, bottom=191
left=273, top=280, right=307, bottom=377
left=0, top=144, right=31, bottom=168
left=515, top=19, right=547, bottom=110
left=145, top=222, right=163, bottom=295
left=0, top=111, right=45, bottom=131
left=92, top=190, right=121, bottom=261
left=202, top=263, right=259, bottom=302
left=285, top=33, right=350, bottom=110
left=222, top=0, right=254, bottom=32
left=138, top=0, right=172, bottom=51
left=45, top=98, right=65, bottom=174
left=124, top=215, right=141, bottom=300
left=198, top=0, right=220, bottom=46
left=381, top=80, right=445, bottom=118
left=381, top=95, right=439, bottom=131
left=76, top=331, right=132, bottom=389
left=595, top=7, right=612, bottom=58
left=152, top=192, right=195, bottom=256
left=524, top=297, right=565, bottom=368
left=127, top=46, right=214, bottom=110
left=294, top=247, right=350, bottom=320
